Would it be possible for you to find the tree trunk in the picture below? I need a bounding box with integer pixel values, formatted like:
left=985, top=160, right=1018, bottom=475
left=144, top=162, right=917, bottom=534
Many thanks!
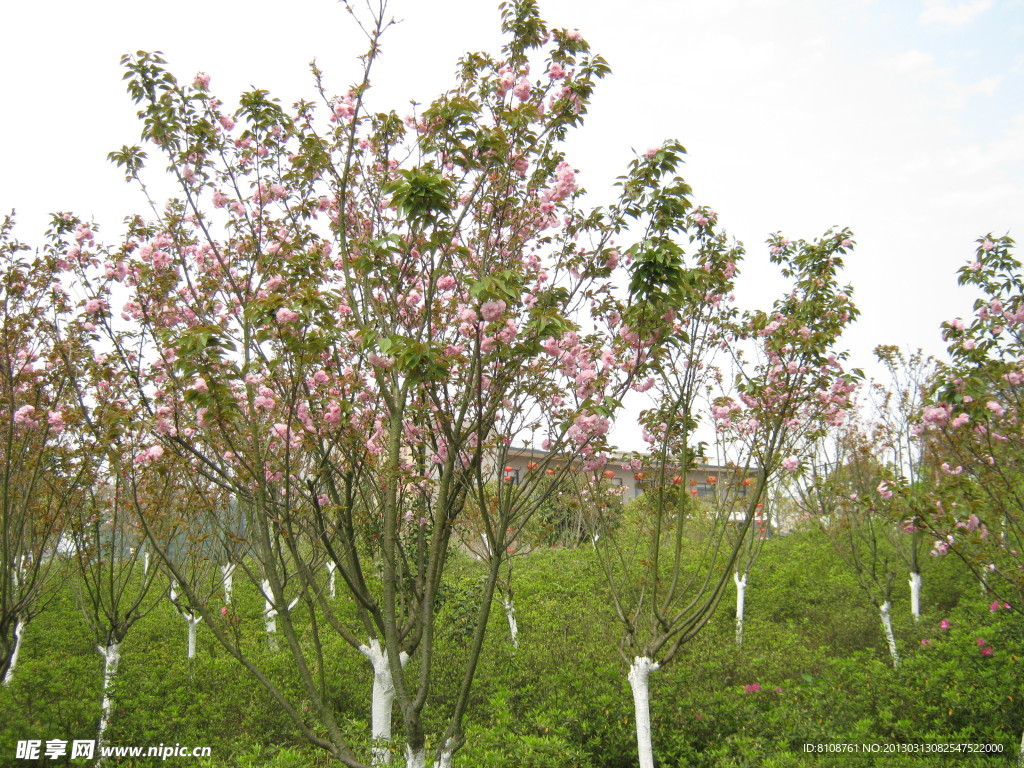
left=435, top=739, right=455, bottom=768
left=327, top=561, right=337, bottom=599
left=359, top=639, right=409, bottom=766
left=879, top=601, right=899, bottom=668
left=262, top=579, right=278, bottom=651
left=221, top=564, right=235, bottom=604
left=404, top=746, right=425, bottom=768
left=97, top=642, right=121, bottom=747
left=2, top=617, right=25, bottom=686
left=734, top=571, right=748, bottom=646
left=628, top=656, right=660, bottom=768
left=501, top=595, right=519, bottom=649
left=908, top=571, right=921, bottom=621
left=182, top=612, right=203, bottom=659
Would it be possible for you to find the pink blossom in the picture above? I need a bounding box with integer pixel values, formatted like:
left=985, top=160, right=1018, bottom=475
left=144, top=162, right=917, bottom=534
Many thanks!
left=548, top=62, right=566, bottom=79
left=13, top=405, right=36, bottom=427
left=981, top=239, right=994, bottom=251
left=85, top=298, right=107, bottom=315
left=939, top=619, right=950, bottom=630
left=977, top=637, right=986, bottom=646
left=950, top=413, right=970, bottom=429
left=921, top=404, right=951, bottom=425
left=47, top=410, right=65, bottom=433
left=877, top=481, right=893, bottom=500
left=989, top=600, right=1001, bottom=612
left=920, top=638, right=933, bottom=646
left=437, top=275, right=457, bottom=290
left=480, top=299, right=506, bottom=322
left=743, top=683, right=761, bottom=693
left=781, top=456, right=799, bottom=472
left=985, top=401, right=1004, bottom=418
left=980, top=646, right=993, bottom=656
left=512, top=78, right=532, bottom=100
left=194, top=73, right=210, bottom=89
left=276, top=307, right=299, bottom=323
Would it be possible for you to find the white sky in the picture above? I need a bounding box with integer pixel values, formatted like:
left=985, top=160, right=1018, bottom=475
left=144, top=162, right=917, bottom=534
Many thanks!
left=3, top=0, right=1022, bottom=393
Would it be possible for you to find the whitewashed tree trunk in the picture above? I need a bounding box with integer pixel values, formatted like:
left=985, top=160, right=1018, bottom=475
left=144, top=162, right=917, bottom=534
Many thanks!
left=360, top=639, right=409, bottom=766
left=734, top=571, right=748, bottom=646
left=326, top=561, right=337, bottom=599
left=404, top=746, right=425, bottom=768
left=2, top=617, right=25, bottom=686
left=179, top=611, right=203, bottom=659
left=908, top=571, right=922, bottom=621
left=169, top=579, right=177, bottom=603
left=97, top=642, right=121, bottom=747
left=221, top=564, right=236, bottom=605
left=501, top=595, right=519, bottom=649
left=879, top=601, right=899, bottom=668
left=435, top=739, right=455, bottom=768
left=261, top=580, right=298, bottom=652
left=628, top=656, right=661, bottom=768
left=142, top=548, right=149, bottom=577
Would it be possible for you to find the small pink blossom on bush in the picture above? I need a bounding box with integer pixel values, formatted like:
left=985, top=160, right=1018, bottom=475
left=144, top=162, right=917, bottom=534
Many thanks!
left=743, top=683, right=761, bottom=693
left=990, top=600, right=1001, bottom=612
left=920, top=638, right=933, bottom=646
left=980, top=646, right=993, bottom=656
left=940, top=619, right=950, bottom=630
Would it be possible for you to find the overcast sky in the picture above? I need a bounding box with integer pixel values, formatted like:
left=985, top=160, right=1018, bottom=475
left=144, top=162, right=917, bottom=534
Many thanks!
left=3, top=0, right=1022, bottom=385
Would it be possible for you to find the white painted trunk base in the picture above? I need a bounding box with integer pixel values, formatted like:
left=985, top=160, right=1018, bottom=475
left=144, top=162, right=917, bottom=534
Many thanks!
left=628, top=656, right=660, bottom=768
left=909, top=572, right=921, bottom=621
left=169, top=580, right=177, bottom=604
left=435, top=740, right=454, bottom=768
left=327, top=562, right=337, bottom=599
left=734, top=571, right=747, bottom=646
left=183, top=613, right=203, bottom=659
left=879, top=601, right=900, bottom=668
left=404, top=745, right=425, bottom=768
left=261, top=580, right=298, bottom=652
left=221, top=564, right=236, bottom=604
left=360, top=639, right=409, bottom=766
left=98, top=642, right=121, bottom=746
left=142, top=549, right=149, bottom=577
left=3, top=617, right=25, bottom=686
left=501, top=596, right=519, bottom=649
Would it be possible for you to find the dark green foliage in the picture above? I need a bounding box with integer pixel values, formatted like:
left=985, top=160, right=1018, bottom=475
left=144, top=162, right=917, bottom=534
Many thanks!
left=1, top=528, right=1018, bottom=766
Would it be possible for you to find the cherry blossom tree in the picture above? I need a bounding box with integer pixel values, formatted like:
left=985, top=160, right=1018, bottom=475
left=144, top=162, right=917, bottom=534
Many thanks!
left=918, top=233, right=1024, bottom=765
left=52, top=3, right=707, bottom=766
left=590, top=224, right=860, bottom=768
left=0, top=215, right=87, bottom=686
